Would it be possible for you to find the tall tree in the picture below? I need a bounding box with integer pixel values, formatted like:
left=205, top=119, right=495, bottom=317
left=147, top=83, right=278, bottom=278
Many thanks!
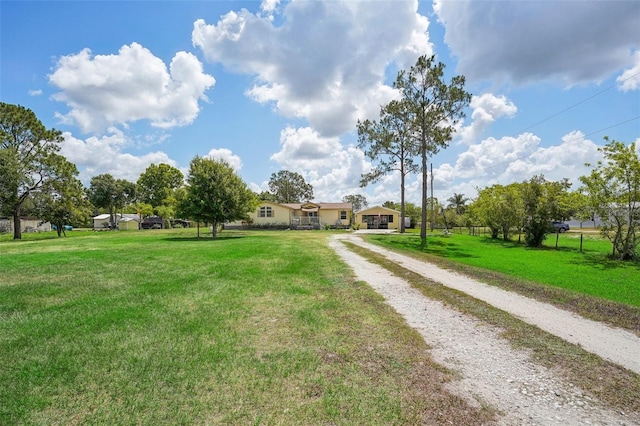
left=469, top=184, right=522, bottom=240
left=521, top=175, right=571, bottom=247
left=395, top=55, right=471, bottom=245
left=137, top=163, right=184, bottom=215
left=87, top=174, right=120, bottom=229
left=342, top=194, right=368, bottom=226
left=447, top=193, right=469, bottom=215
left=115, top=179, right=137, bottom=216
left=267, top=170, right=313, bottom=203
left=358, top=99, right=418, bottom=233
left=0, top=102, right=66, bottom=239
left=343, top=194, right=368, bottom=211
left=32, top=159, right=90, bottom=237
left=178, top=156, right=258, bottom=239
left=580, top=137, right=640, bottom=260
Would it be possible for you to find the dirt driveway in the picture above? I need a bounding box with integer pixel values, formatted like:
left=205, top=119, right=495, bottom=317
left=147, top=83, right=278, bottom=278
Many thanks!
left=329, top=233, right=640, bottom=426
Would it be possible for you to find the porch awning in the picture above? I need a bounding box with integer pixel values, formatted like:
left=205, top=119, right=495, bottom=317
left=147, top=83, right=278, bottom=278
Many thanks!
left=301, top=207, right=319, bottom=212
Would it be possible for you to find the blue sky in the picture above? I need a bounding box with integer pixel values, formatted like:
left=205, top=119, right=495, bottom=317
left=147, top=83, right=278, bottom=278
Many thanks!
left=2, top=0, right=639, bottom=206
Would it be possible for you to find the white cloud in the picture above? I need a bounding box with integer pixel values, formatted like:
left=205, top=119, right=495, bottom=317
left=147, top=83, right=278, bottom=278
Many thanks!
left=204, top=148, right=243, bottom=172
left=425, top=130, right=602, bottom=202
left=268, top=126, right=370, bottom=201
left=260, top=0, right=280, bottom=18
left=617, top=50, right=640, bottom=92
left=60, top=129, right=177, bottom=184
left=28, top=89, right=42, bottom=96
left=433, top=0, right=640, bottom=86
left=192, top=0, right=431, bottom=137
left=49, top=43, right=215, bottom=133
left=458, top=93, right=518, bottom=145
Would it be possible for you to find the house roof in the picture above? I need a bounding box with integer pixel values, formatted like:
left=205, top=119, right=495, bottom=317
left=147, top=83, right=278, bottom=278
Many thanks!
left=356, top=205, right=400, bottom=215
left=280, top=202, right=352, bottom=210
left=119, top=217, right=140, bottom=222
left=93, top=213, right=140, bottom=220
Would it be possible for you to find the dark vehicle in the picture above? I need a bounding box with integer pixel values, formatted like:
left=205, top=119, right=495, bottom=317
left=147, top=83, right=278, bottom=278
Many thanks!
left=551, top=221, right=570, bottom=233
left=170, top=219, right=190, bottom=228
left=141, top=216, right=164, bottom=229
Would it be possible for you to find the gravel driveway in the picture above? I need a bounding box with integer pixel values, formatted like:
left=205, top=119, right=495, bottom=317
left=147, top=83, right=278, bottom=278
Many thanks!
left=329, top=233, right=640, bottom=426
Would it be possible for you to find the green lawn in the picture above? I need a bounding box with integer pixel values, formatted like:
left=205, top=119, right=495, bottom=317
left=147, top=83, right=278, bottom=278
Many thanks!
left=365, top=231, right=640, bottom=307
left=0, top=229, right=493, bottom=425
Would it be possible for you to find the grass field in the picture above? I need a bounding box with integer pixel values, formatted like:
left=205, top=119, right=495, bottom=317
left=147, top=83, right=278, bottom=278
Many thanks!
left=0, top=229, right=495, bottom=425
left=365, top=230, right=640, bottom=308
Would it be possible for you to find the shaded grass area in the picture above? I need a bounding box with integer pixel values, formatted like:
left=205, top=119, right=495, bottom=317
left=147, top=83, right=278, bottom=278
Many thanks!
left=345, top=242, right=640, bottom=415
left=364, top=233, right=640, bottom=334
left=0, top=229, right=494, bottom=425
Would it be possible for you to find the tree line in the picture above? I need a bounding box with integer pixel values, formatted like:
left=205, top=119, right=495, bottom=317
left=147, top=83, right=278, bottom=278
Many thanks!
left=381, top=141, right=640, bottom=261
left=355, top=56, right=638, bottom=260
left=0, top=102, right=324, bottom=240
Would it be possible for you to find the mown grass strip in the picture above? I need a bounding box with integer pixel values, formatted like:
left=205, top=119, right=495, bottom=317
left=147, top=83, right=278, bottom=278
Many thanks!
left=344, top=241, right=640, bottom=415
left=0, top=229, right=495, bottom=425
left=363, top=233, right=640, bottom=334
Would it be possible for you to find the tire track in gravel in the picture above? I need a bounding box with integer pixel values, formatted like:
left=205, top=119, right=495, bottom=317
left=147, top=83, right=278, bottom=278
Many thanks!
left=329, top=234, right=639, bottom=426
left=338, top=233, right=640, bottom=375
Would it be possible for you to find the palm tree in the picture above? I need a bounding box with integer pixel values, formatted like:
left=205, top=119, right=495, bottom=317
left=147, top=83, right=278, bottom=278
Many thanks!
left=447, top=193, right=469, bottom=215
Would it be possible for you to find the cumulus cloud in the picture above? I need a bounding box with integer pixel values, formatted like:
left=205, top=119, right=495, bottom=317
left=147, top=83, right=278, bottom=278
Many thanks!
left=426, top=130, right=602, bottom=202
left=204, top=148, right=243, bottom=172
left=260, top=0, right=281, bottom=18
left=49, top=43, right=215, bottom=133
left=268, top=126, right=370, bottom=201
left=28, top=89, right=42, bottom=96
left=433, top=0, right=640, bottom=86
left=192, top=0, right=431, bottom=137
left=458, top=93, right=518, bottom=145
left=617, top=50, right=640, bottom=92
left=60, top=129, right=177, bottom=184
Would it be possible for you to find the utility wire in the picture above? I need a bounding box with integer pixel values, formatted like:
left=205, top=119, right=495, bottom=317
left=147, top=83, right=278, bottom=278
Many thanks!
left=447, top=71, right=640, bottom=177
left=461, top=115, right=640, bottom=178
left=509, top=70, right=640, bottom=137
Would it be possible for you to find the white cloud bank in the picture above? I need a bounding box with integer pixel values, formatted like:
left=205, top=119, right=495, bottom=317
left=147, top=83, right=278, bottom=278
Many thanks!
left=49, top=43, right=215, bottom=133
left=433, top=0, right=640, bottom=86
left=192, top=0, right=431, bottom=137
left=265, top=126, right=369, bottom=201
left=205, top=148, right=243, bottom=172
left=61, top=129, right=177, bottom=184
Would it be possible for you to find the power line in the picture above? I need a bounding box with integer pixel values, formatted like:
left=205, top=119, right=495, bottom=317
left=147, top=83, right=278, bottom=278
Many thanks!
left=510, top=70, right=640, bottom=137
left=460, top=115, right=640, bottom=178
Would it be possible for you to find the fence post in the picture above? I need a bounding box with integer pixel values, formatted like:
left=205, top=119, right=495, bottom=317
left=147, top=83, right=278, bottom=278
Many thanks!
left=580, top=233, right=583, bottom=253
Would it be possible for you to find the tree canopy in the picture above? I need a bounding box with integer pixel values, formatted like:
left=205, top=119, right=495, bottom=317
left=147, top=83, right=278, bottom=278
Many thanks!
left=178, top=156, right=258, bottom=238
left=358, top=99, right=418, bottom=233
left=267, top=170, right=313, bottom=203
left=393, top=55, right=471, bottom=244
left=520, top=176, right=572, bottom=247
left=580, top=137, right=640, bottom=260
left=32, top=158, right=90, bottom=237
left=137, top=163, right=183, bottom=215
left=87, top=174, right=134, bottom=229
left=0, top=102, right=65, bottom=239
left=342, top=194, right=368, bottom=213
left=470, top=184, right=523, bottom=240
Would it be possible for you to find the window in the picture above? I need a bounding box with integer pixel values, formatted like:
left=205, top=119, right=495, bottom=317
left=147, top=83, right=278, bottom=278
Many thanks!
left=340, top=210, right=347, bottom=220
left=259, top=206, right=273, bottom=218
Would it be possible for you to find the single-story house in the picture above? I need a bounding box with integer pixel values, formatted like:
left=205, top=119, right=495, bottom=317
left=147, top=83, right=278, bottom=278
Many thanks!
left=227, top=201, right=352, bottom=230
left=92, top=213, right=141, bottom=230
left=355, top=206, right=401, bottom=230
left=0, top=216, right=51, bottom=233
